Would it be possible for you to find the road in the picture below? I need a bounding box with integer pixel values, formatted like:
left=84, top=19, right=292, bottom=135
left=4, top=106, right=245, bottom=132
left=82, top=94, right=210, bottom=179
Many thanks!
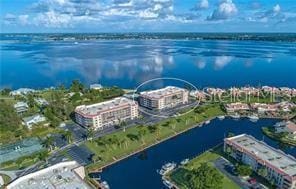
left=16, top=101, right=200, bottom=177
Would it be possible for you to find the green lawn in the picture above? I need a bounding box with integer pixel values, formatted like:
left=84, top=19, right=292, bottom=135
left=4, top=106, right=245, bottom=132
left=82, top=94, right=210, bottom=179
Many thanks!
left=262, top=127, right=296, bottom=146
left=169, top=151, right=240, bottom=189
left=85, top=104, right=225, bottom=170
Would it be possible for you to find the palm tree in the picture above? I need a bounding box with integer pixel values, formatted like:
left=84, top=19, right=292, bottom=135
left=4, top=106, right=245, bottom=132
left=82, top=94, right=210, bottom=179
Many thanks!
left=109, top=135, right=120, bottom=149
left=42, top=136, right=54, bottom=151
left=38, top=151, right=49, bottom=162
left=87, top=128, right=95, bottom=142
left=138, top=127, right=147, bottom=145
left=118, top=120, right=127, bottom=132
left=63, top=131, right=73, bottom=143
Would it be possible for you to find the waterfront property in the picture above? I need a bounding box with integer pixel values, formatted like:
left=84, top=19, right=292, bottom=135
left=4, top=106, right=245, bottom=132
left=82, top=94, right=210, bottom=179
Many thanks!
left=250, top=102, right=295, bottom=114
left=34, top=98, right=49, bottom=107
left=13, top=101, right=29, bottom=114
left=75, top=97, right=139, bottom=130
left=224, top=134, right=296, bottom=189
left=90, top=83, right=103, bottom=90
left=9, top=88, right=36, bottom=96
left=6, top=161, right=91, bottom=189
left=225, top=102, right=250, bottom=113
left=275, top=121, right=296, bottom=140
left=139, top=86, right=188, bottom=110
left=22, top=114, right=47, bottom=129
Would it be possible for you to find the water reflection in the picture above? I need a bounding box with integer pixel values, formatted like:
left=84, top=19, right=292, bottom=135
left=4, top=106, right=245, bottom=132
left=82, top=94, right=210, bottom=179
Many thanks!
left=1, top=39, right=296, bottom=88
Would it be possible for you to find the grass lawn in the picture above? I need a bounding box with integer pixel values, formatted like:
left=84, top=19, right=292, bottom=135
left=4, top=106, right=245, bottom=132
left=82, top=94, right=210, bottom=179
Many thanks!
left=169, top=151, right=240, bottom=189
left=85, top=103, right=225, bottom=170
left=262, top=127, right=296, bottom=146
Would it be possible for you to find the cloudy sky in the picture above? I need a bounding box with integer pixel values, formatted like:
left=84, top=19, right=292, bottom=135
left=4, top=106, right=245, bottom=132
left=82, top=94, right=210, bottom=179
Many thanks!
left=1, top=0, right=296, bottom=33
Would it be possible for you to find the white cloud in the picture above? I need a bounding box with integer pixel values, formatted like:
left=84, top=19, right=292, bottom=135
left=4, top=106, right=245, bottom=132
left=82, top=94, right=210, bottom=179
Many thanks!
left=19, top=15, right=29, bottom=25
left=34, top=11, right=73, bottom=28
left=207, top=0, right=237, bottom=21
left=7, top=0, right=177, bottom=28
left=273, top=4, right=280, bottom=13
left=193, top=0, right=209, bottom=10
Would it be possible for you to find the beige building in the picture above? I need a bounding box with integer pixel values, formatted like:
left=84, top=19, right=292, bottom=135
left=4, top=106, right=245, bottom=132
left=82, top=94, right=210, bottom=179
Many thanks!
left=6, top=161, right=90, bottom=189
left=139, top=86, right=189, bottom=110
left=75, top=97, right=138, bottom=129
left=225, top=102, right=250, bottom=113
left=224, top=134, right=296, bottom=189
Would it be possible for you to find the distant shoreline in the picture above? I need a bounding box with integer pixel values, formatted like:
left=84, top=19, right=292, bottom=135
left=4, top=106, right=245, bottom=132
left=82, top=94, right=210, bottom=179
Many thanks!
left=1, top=33, right=296, bottom=42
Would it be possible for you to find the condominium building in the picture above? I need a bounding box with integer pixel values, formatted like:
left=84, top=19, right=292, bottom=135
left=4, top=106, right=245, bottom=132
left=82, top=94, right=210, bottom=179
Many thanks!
left=225, top=102, right=250, bottom=113
left=224, top=134, right=296, bottom=189
left=139, top=86, right=189, bottom=110
left=6, top=161, right=91, bottom=189
left=75, top=97, right=138, bottom=129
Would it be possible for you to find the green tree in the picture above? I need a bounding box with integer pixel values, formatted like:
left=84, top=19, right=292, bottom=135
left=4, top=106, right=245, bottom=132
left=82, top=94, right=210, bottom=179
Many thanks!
left=236, top=164, right=252, bottom=176
left=27, top=93, right=35, bottom=108
left=70, top=80, right=84, bottom=93
left=138, top=126, right=147, bottom=145
left=42, top=136, right=55, bottom=151
left=0, top=101, right=21, bottom=133
left=258, top=167, right=268, bottom=178
left=87, top=128, right=95, bottom=141
left=63, top=131, right=73, bottom=143
left=0, top=88, right=11, bottom=96
left=37, top=151, right=49, bottom=162
left=187, top=163, right=223, bottom=189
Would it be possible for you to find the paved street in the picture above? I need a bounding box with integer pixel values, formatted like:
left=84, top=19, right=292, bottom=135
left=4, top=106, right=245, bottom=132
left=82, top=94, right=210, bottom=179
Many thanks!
left=15, top=101, right=200, bottom=177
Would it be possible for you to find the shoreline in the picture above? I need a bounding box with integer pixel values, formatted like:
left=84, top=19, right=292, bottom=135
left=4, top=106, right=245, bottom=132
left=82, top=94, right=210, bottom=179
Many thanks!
left=88, top=114, right=285, bottom=173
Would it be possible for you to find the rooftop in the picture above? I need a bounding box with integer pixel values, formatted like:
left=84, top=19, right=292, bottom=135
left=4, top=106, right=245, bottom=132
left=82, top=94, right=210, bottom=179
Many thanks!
left=75, top=97, right=137, bottom=116
left=7, top=161, right=91, bottom=189
left=226, top=134, right=296, bottom=177
left=14, top=101, right=28, bottom=108
left=285, top=121, right=296, bottom=133
left=140, top=86, right=187, bottom=99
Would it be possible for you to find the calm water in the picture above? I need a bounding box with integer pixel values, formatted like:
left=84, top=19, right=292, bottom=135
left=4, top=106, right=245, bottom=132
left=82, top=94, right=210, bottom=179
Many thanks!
left=1, top=37, right=296, bottom=89
left=93, top=118, right=296, bottom=189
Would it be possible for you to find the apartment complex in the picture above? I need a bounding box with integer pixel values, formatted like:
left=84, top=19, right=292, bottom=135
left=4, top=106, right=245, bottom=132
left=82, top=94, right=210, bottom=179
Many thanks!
left=75, top=97, right=138, bottom=129
left=139, top=86, right=189, bottom=110
left=224, top=134, right=296, bottom=189
left=6, top=161, right=91, bottom=189
left=225, top=102, right=250, bottom=113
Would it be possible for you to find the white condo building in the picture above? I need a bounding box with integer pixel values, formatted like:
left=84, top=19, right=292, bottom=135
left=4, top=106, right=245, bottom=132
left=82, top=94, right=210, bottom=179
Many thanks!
left=75, top=97, right=138, bottom=130
left=224, top=134, right=296, bottom=189
left=6, top=161, right=90, bottom=189
left=139, top=86, right=189, bottom=110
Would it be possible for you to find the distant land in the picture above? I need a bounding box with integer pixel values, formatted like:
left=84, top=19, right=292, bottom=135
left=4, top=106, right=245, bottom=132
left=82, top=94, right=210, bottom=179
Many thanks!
left=1, top=33, right=296, bottom=42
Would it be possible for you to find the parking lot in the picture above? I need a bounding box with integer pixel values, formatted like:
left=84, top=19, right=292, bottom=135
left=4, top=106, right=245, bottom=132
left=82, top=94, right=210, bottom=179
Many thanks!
left=214, top=158, right=269, bottom=189
left=65, top=145, right=94, bottom=165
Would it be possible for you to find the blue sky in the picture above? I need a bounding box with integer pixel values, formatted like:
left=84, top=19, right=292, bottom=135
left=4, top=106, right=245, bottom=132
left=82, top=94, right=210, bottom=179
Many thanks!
left=1, top=0, right=296, bottom=33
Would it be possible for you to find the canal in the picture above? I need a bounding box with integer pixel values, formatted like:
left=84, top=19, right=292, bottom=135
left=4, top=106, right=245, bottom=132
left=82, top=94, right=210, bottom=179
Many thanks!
left=92, top=118, right=296, bottom=189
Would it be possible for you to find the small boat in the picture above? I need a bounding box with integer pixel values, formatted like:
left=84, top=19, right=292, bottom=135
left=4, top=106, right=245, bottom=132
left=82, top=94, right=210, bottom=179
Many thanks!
left=205, top=120, right=210, bottom=124
left=180, top=158, right=189, bottom=165
left=163, top=179, right=174, bottom=188
left=248, top=114, right=259, bottom=122
left=159, top=162, right=177, bottom=175
left=230, top=113, right=240, bottom=120
left=101, top=181, right=110, bottom=189
left=217, top=115, right=225, bottom=120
